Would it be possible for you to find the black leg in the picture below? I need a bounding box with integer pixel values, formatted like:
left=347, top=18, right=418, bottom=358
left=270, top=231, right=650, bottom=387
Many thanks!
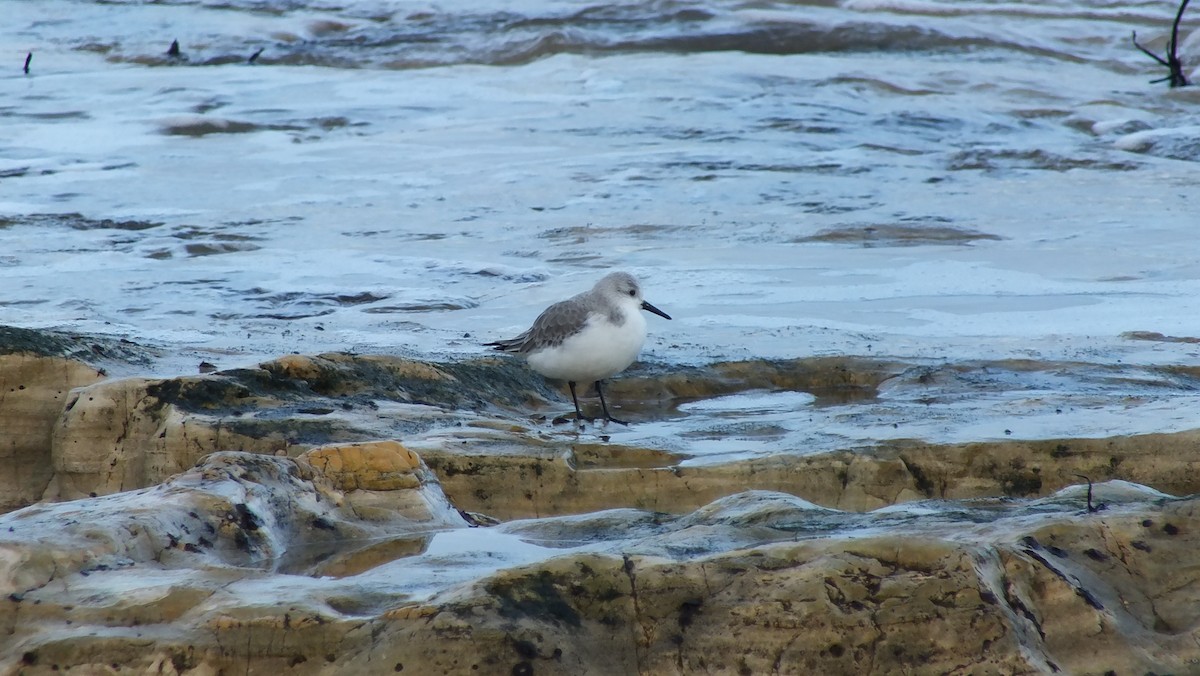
left=595, top=380, right=628, bottom=425
left=568, top=381, right=593, bottom=422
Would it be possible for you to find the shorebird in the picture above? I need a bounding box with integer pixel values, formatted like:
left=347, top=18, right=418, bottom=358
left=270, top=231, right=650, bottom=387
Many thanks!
left=485, top=271, right=671, bottom=424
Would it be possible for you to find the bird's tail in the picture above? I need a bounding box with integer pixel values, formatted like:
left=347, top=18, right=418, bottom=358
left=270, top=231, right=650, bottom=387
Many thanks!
left=483, top=337, right=524, bottom=353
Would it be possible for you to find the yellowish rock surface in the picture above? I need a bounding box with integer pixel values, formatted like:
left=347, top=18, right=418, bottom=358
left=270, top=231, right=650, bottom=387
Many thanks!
left=5, top=333, right=1200, bottom=674
left=0, top=354, right=104, bottom=512
left=44, top=376, right=295, bottom=502
left=417, top=429, right=1200, bottom=519
left=302, top=440, right=422, bottom=491
left=4, top=479, right=1195, bottom=675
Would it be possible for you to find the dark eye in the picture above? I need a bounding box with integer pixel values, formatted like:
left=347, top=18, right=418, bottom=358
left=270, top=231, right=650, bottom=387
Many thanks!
left=628, top=289, right=636, bottom=297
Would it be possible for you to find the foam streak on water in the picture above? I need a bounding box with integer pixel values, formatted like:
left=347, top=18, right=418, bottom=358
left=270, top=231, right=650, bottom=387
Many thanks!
left=1, top=0, right=1199, bottom=383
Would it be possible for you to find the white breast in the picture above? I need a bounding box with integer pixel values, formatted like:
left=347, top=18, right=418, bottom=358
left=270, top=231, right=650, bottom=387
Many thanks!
left=526, top=304, right=647, bottom=383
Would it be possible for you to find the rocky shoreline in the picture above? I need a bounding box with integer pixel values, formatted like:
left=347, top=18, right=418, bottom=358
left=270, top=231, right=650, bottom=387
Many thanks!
left=3, top=325, right=1199, bottom=674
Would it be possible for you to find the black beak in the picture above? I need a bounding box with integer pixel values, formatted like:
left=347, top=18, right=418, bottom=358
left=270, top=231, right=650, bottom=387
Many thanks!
left=641, top=300, right=671, bottom=320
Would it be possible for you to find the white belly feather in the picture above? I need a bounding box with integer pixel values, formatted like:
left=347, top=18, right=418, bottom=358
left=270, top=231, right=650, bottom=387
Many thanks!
left=526, top=308, right=647, bottom=383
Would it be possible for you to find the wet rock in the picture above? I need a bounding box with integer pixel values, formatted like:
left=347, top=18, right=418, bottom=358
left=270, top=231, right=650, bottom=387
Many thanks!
left=44, top=375, right=303, bottom=502
left=301, top=440, right=449, bottom=524
left=14, top=344, right=1200, bottom=523
left=2, top=450, right=461, bottom=589
left=0, top=447, right=467, bottom=673
left=3, top=481, right=1197, bottom=675
left=40, top=352, right=557, bottom=504
left=0, top=214, right=163, bottom=233
left=1115, top=125, right=1200, bottom=162
left=417, top=428, right=1200, bottom=519
left=25, top=352, right=900, bottom=510
left=1123, top=330, right=1200, bottom=344
left=303, top=439, right=423, bottom=491
left=0, top=353, right=103, bottom=513
left=0, top=327, right=149, bottom=513
left=7, top=328, right=1200, bottom=671
left=794, top=223, right=1003, bottom=247
left=609, top=355, right=900, bottom=404
left=946, top=147, right=1139, bottom=172
left=331, top=484, right=1200, bottom=675
left=419, top=441, right=878, bottom=518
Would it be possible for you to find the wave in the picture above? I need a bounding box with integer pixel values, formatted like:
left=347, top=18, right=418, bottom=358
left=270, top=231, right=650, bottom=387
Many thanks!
left=82, top=0, right=1149, bottom=69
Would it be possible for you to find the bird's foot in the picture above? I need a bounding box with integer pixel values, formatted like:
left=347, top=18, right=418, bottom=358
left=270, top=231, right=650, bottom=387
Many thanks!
left=602, top=415, right=629, bottom=426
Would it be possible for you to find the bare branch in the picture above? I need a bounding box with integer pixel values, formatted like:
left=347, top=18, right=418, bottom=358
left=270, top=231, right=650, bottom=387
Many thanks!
left=1170, top=0, right=1192, bottom=55
left=1168, top=0, right=1192, bottom=86
left=1132, top=0, right=1192, bottom=87
left=1132, top=30, right=1171, bottom=67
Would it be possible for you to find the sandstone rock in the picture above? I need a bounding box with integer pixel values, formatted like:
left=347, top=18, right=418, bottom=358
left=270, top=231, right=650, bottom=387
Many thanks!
left=8, top=326, right=1200, bottom=673
left=37, top=352, right=557, bottom=503
left=0, top=354, right=104, bottom=513
left=303, top=440, right=422, bottom=491
left=0, top=448, right=468, bottom=673
left=335, top=484, right=1200, bottom=675
left=44, top=376, right=302, bottom=502
left=0, top=326, right=151, bottom=514
left=24, top=343, right=1200, bottom=523
left=300, top=440, right=452, bottom=524
left=416, top=428, right=1200, bottom=519
left=3, top=450, right=460, bottom=594
left=607, top=355, right=902, bottom=404
left=4, top=481, right=1197, bottom=675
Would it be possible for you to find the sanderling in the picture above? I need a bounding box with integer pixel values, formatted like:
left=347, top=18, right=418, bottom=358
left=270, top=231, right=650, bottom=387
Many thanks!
left=485, top=271, right=671, bottom=424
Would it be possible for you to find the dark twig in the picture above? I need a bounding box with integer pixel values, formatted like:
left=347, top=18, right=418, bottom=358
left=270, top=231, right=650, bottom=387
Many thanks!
left=1132, top=0, right=1192, bottom=87
left=23, top=52, right=31, bottom=74
left=248, top=47, right=264, bottom=64
left=1171, top=0, right=1193, bottom=60
left=1073, top=474, right=1103, bottom=513
left=1132, top=32, right=1171, bottom=66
